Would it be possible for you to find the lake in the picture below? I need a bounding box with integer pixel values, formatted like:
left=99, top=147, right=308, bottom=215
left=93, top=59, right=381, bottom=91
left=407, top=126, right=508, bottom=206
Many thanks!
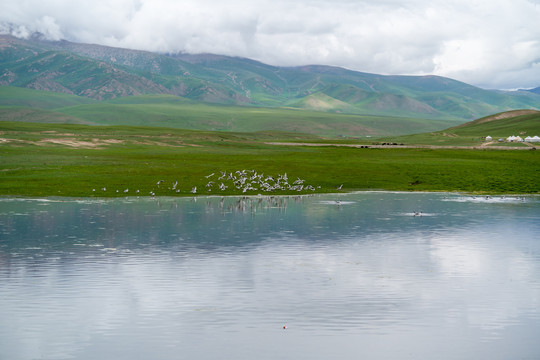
left=1, top=192, right=539, bottom=360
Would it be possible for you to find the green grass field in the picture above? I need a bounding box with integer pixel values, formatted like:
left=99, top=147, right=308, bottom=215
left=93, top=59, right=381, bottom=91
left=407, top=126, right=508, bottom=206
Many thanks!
left=58, top=100, right=464, bottom=138
left=1, top=121, right=538, bottom=197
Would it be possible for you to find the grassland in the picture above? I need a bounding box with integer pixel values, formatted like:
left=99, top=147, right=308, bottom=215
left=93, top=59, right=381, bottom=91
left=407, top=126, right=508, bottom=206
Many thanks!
left=59, top=99, right=462, bottom=137
left=0, top=87, right=463, bottom=138
left=0, top=86, right=96, bottom=109
left=1, top=121, right=538, bottom=197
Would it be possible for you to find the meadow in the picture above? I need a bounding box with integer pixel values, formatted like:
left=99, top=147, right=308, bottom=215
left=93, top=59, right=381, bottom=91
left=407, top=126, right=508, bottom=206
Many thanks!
left=1, top=121, right=538, bottom=197
left=0, top=87, right=462, bottom=139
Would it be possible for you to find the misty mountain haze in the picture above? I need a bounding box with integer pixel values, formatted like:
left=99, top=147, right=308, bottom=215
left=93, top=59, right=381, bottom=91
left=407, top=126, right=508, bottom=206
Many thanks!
left=2, top=34, right=540, bottom=121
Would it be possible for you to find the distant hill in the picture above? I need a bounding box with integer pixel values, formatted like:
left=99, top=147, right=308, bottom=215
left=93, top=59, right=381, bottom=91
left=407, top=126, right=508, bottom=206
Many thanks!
left=526, top=87, right=540, bottom=95
left=446, top=110, right=540, bottom=136
left=2, top=34, right=540, bottom=122
left=379, top=110, right=540, bottom=146
left=451, top=109, right=540, bottom=128
left=0, top=86, right=95, bottom=109
left=0, top=88, right=463, bottom=138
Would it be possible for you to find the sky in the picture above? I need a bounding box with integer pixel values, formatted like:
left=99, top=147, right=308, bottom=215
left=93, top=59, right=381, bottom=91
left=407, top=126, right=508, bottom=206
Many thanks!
left=1, top=0, right=540, bottom=90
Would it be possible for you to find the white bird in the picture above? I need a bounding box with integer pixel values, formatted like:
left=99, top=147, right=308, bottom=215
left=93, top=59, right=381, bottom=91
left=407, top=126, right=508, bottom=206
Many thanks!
left=337, top=184, right=343, bottom=190
left=191, top=186, right=197, bottom=193
left=205, top=173, right=215, bottom=178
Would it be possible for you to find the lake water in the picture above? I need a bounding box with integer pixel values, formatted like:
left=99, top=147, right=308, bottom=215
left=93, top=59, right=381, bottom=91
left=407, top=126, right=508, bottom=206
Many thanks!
left=1, top=192, right=539, bottom=360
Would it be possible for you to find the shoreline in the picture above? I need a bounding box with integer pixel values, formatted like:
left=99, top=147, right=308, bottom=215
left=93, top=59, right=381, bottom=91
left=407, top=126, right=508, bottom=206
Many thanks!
left=2, top=190, right=538, bottom=202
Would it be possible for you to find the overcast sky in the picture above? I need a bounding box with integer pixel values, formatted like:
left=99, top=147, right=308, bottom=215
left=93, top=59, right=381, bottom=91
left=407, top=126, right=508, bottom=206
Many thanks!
left=2, top=0, right=540, bottom=89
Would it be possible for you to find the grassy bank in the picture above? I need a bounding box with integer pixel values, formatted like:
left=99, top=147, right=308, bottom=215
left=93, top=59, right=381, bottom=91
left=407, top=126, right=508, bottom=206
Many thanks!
left=1, top=121, right=538, bottom=197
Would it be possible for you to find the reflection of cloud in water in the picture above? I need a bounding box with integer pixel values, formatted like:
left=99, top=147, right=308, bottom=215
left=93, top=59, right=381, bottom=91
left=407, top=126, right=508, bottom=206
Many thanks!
left=428, top=228, right=540, bottom=335
left=1, top=193, right=540, bottom=359
left=431, top=238, right=487, bottom=276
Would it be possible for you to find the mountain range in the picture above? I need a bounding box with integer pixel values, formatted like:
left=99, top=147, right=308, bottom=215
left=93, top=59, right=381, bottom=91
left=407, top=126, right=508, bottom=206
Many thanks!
left=2, top=34, right=540, bottom=123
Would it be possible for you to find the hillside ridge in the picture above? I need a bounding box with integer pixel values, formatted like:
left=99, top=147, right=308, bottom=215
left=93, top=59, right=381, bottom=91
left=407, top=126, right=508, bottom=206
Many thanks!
left=377, top=109, right=540, bottom=147
left=467, top=109, right=540, bottom=125
left=2, top=34, right=540, bottom=121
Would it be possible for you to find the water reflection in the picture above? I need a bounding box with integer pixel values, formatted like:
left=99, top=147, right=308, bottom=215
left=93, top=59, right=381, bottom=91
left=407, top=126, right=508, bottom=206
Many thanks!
left=0, top=192, right=539, bottom=360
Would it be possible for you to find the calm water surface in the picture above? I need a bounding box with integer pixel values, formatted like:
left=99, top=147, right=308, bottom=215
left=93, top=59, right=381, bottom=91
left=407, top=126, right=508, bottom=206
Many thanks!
left=1, top=192, right=539, bottom=360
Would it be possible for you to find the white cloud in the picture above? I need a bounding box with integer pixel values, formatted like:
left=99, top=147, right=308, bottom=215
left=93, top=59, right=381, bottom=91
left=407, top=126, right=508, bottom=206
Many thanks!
left=1, top=0, right=540, bottom=89
left=34, top=16, right=63, bottom=40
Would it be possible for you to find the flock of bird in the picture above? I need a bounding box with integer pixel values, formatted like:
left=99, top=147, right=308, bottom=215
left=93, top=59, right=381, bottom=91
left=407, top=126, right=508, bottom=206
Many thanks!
left=93, top=169, right=326, bottom=196
left=193, top=169, right=320, bottom=194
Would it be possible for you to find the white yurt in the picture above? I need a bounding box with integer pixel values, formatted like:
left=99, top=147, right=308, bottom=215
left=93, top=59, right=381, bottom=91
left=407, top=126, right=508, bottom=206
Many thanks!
left=485, top=135, right=493, bottom=141
left=507, top=135, right=517, bottom=142
left=516, top=136, right=524, bottom=142
left=533, top=136, right=540, bottom=142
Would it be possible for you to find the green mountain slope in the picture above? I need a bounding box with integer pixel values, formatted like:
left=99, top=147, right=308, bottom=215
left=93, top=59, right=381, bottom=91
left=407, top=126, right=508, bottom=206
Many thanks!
left=380, top=110, right=540, bottom=146
left=0, top=88, right=462, bottom=138
left=2, top=34, right=540, bottom=122
left=0, top=106, right=93, bottom=124
left=0, top=86, right=96, bottom=109
left=58, top=95, right=461, bottom=137
left=448, top=110, right=540, bottom=136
